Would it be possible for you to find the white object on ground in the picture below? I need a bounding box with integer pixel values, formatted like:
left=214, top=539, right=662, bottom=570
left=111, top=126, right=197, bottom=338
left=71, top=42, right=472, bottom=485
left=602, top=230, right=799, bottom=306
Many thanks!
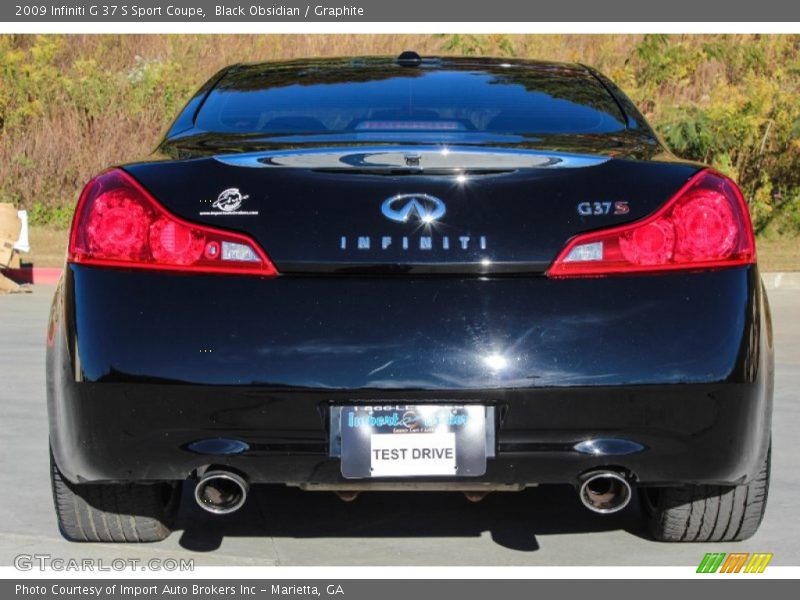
left=13, top=210, right=29, bottom=252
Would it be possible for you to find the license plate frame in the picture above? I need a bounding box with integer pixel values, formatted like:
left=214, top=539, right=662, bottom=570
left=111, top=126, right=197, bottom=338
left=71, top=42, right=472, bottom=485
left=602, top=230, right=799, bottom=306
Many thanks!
left=334, top=404, right=489, bottom=479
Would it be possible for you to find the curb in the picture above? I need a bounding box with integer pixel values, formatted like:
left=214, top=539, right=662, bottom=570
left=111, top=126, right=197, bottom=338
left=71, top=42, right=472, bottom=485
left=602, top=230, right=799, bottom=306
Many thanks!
left=2, top=268, right=800, bottom=289
left=0, top=267, right=62, bottom=286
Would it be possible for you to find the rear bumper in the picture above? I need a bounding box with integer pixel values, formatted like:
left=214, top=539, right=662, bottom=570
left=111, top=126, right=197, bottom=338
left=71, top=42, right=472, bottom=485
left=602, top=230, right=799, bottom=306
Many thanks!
left=50, top=381, right=771, bottom=488
left=47, top=265, right=773, bottom=487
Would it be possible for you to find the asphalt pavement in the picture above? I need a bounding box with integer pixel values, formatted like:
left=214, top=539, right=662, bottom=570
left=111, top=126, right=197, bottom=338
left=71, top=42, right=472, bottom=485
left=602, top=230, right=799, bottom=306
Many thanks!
left=1, top=285, right=798, bottom=566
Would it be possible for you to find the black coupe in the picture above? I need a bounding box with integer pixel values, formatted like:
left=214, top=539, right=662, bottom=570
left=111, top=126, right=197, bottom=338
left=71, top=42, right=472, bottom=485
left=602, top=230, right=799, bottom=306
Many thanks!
left=47, top=53, right=772, bottom=543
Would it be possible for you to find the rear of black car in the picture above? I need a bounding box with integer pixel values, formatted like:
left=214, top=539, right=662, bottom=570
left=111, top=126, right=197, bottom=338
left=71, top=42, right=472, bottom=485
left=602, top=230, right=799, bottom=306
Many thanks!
left=46, top=56, right=773, bottom=543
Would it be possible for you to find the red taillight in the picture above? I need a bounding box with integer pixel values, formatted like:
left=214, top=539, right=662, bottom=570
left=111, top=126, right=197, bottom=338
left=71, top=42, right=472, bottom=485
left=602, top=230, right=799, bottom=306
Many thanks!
left=547, top=170, right=755, bottom=278
left=68, top=169, right=278, bottom=276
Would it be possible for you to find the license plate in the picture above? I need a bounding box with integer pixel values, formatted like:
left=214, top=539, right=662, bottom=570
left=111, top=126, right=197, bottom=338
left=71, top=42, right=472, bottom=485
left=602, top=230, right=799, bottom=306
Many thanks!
left=338, top=405, right=487, bottom=478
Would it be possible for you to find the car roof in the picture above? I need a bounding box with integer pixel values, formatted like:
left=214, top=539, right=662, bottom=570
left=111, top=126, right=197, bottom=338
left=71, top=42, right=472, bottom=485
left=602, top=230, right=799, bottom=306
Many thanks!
left=227, top=55, right=587, bottom=73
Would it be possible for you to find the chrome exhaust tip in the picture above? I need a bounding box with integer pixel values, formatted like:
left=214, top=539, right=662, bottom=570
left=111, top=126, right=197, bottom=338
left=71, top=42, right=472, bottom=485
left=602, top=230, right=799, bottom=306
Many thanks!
left=334, top=491, right=360, bottom=502
left=578, top=470, right=632, bottom=514
left=194, top=470, right=249, bottom=515
left=464, top=491, right=489, bottom=503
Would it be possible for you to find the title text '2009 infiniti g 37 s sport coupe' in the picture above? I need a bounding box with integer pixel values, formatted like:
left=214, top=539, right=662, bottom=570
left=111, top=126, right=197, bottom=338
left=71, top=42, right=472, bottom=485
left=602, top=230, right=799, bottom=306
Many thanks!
left=47, top=52, right=773, bottom=544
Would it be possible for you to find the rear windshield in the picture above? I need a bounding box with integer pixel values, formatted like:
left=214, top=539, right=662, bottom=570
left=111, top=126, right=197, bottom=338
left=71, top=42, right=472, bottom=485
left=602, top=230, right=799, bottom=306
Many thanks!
left=195, top=65, right=627, bottom=138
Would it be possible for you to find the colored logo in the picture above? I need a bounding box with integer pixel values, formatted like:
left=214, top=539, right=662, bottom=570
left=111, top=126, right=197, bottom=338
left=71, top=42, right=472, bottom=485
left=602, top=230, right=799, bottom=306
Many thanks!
left=696, top=552, right=773, bottom=573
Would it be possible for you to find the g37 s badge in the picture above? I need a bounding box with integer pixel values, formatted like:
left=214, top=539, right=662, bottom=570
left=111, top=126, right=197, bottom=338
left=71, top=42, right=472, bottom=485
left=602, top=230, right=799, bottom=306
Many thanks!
left=577, top=201, right=630, bottom=216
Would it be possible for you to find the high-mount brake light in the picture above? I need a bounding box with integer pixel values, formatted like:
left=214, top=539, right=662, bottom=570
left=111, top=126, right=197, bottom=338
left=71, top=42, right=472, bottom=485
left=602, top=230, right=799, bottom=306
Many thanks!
left=68, top=169, right=278, bottom=276
left=547, top=170, right=755, bottom=278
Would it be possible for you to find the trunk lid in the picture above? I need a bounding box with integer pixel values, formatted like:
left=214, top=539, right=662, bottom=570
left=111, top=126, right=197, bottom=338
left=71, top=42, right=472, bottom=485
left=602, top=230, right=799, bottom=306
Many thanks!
left=125, top=146, right=699, bottom=275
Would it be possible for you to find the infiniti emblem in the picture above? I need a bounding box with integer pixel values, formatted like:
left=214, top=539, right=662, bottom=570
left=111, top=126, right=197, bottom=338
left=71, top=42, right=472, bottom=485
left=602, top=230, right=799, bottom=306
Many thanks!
left=381, top=193, right=446, bottom=223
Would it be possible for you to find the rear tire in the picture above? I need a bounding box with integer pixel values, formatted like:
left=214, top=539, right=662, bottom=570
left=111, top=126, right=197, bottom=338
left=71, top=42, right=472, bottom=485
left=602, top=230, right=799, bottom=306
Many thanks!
left=643, top=444, right=770, bottom=542
left=50, top=449, right=180, bottom=542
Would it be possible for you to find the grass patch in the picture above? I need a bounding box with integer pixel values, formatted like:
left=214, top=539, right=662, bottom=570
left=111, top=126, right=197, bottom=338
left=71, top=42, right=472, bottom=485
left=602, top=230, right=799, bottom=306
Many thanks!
left=756, top=237, right=800, bottom=272
left=24, top=225, right=68, bottom=268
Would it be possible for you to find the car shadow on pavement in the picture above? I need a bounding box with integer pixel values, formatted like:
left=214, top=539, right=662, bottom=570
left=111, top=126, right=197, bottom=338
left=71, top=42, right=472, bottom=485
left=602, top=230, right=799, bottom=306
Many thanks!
left=175, top=482, right=651, bottom=553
